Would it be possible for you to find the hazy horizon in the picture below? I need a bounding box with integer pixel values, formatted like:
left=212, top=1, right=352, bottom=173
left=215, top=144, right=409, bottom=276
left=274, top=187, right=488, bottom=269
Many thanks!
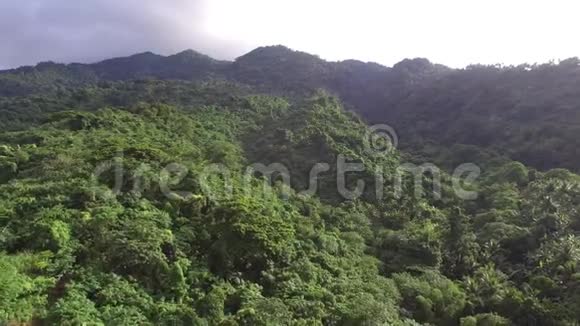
left=1, top=0, right=579, bottom=70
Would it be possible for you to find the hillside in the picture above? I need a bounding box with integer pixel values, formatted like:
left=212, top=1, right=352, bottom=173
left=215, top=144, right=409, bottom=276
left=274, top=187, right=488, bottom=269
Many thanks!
left=0, top=48, right=580, bottom=325
left=2, top=46, right=580, bottom=172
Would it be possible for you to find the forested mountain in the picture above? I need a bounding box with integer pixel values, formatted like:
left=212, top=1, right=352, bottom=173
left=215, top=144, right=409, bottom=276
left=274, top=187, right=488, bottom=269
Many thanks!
left=1, top=47, right=580, bottom=325
left=2, top=46, right=580, bottom=172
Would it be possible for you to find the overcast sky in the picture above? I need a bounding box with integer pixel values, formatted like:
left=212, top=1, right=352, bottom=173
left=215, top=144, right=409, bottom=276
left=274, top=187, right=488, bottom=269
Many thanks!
left=1, top=0, right=579, bottom=69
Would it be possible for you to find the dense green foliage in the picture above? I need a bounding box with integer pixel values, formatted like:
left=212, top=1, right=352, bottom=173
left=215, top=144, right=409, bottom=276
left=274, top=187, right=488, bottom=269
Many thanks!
left=1, top=48, right=579, bottom=325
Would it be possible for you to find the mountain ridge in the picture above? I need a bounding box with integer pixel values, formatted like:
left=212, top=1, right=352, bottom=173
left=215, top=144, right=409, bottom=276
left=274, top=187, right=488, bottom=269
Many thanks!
left=0, top=45, right=438, bottom=78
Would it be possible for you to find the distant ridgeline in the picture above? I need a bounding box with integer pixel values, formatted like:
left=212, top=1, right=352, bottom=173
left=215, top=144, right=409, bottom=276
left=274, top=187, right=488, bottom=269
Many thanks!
left=1, top=46, right=580, bottom=325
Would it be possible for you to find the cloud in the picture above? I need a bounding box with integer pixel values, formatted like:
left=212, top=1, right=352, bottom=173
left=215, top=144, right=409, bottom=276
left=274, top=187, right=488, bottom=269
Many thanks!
left=1, top=0, right=579, bottom=69
left=0, top=0, right=240, bottom=69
